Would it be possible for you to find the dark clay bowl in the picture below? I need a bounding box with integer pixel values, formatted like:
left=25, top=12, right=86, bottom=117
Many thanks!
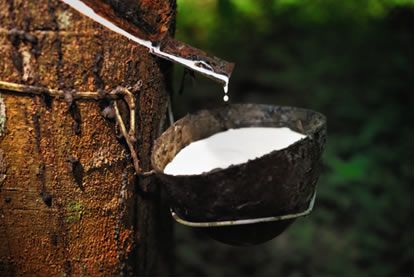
left=151, top=103, right=326, bottom=245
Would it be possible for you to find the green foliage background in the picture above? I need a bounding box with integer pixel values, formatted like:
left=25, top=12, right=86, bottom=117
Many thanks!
left=169, top=0, right=413, bottom=276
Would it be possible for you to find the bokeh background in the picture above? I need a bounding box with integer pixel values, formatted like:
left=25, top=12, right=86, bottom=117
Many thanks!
left=168, top=0, right=414, bottom=276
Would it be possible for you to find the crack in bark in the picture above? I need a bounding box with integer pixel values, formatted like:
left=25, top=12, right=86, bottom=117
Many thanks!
left=93, top=51, right=105, bottom=91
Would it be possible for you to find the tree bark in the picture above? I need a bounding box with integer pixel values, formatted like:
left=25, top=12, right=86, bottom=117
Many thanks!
left=0, top=0, right=175, bottom=275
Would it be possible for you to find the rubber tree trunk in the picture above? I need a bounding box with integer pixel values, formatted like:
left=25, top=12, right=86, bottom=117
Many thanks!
left=0, top=0, right=175, bottom=275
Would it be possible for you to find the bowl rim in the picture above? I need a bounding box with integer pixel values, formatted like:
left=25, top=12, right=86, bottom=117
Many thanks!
left=151, top=103, right=326, bottom=178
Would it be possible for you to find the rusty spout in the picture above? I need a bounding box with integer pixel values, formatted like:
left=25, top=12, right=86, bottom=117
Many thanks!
left=61, top=0, right=235, bottom=90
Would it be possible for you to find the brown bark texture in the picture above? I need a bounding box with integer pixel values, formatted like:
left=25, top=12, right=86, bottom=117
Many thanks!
left=0, top=0, right=175, bottom=276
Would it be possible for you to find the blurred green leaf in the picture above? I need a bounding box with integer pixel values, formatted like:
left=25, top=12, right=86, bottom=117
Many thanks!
left=173, top=0, right=413, bottom=276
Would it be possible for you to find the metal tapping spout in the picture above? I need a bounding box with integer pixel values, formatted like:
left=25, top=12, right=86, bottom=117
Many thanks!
left=61, top=0, right=235, bottom=92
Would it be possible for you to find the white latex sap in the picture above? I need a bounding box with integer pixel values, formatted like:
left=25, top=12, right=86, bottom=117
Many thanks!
left=164, top=127, right=306, bottom=175
left=62, top=0, right=231, bottom=97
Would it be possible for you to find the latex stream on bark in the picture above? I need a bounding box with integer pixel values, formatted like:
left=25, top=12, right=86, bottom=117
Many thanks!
left=61, top=0, right=235, bottom=98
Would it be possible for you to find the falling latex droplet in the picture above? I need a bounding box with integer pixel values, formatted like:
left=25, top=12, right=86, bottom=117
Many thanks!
left=223, top=82, right=229, bottom=102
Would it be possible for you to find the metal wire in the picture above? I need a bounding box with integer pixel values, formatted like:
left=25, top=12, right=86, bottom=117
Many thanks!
left=171, top=190, right=317, bottom=227
left=0, top=80, right=158, bottom=179
left=0, top=80, right=119, bottom=100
